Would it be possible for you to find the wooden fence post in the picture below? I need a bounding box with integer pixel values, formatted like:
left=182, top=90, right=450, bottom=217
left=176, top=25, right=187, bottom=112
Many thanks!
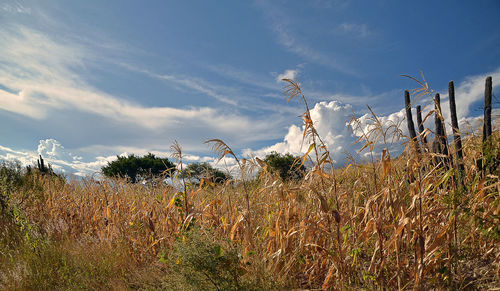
left=416, top=105, right=428, bottom=150
left=448, top=81, right=464, bottom=183
left=484, top=76, right=493, bottom=140
left=405, top=90, right=420, bottom=153
left=482, top=76, right=493, bottom=174
left=432, top=93, right=451, bottom=168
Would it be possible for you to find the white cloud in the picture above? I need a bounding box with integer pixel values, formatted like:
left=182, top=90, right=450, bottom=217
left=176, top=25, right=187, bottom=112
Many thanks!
left=0, top=137, right=255, bottom=178
left=0, top=145, right=37, bottom=167
left=353, top=108, right=406, bottom=139
left=210, top=156, right=239, bottom=174
left=0, top=139, right=115, bottom=177
left=37, top=139, right=76, bottom=160
left=276, top=69, right=299, bottom=83
left=0, top=89, right=43, bottom=119
left=245, top=100, right=357, bottom=164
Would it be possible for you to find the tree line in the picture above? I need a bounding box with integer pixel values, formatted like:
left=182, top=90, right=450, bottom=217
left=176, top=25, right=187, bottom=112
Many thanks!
left=100, top=151, right=305, bottom=184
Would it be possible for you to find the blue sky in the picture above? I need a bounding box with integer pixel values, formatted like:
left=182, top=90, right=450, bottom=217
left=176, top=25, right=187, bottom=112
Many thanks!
left=1, top=0, right=499, bottom=176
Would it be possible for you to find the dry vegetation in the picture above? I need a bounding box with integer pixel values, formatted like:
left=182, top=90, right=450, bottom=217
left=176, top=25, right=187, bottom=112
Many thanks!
left=1, top=79, right=499, bottom=290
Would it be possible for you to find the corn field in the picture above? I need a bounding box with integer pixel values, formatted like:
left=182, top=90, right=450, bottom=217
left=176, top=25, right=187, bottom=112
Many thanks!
left=0, top=78, right=499, bottom=290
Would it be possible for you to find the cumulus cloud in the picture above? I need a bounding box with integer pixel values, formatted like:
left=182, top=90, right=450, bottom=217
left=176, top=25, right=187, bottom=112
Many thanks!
left=246, top=66, right=500, bottom=168
left=353, top=108, right=407, bottom=139
left=245, top=100, right=357, bottom=164
left=38, top=139, right=74, bottom=159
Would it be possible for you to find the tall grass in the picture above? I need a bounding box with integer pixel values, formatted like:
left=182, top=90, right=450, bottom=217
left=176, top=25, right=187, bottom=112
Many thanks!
left=0, top=80, right=498, bottom=290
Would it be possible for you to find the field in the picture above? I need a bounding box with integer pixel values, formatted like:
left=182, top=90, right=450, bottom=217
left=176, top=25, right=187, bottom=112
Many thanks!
left=1, top=81, right=499, bottom=290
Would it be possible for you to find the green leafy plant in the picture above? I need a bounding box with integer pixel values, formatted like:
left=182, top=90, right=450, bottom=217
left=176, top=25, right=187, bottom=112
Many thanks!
left=161, top=228, right=278, bottom=291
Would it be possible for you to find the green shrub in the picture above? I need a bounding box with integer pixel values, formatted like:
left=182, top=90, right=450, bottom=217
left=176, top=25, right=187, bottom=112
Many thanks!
left=160, top=228, right=280, bottom=290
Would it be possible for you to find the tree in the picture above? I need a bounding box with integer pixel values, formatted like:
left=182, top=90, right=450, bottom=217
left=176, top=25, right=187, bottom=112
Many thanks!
left=183, top=162, right=231, bottom=185
left=263, top=151, right=305, bottom=181
left=101, top=153, right=175, bottom=183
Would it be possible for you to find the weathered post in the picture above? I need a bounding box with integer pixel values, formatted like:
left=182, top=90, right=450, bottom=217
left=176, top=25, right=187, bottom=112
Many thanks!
left=481, top=76, right=493, bottom=174
left=484, top=76, right=493, bottom=140
left=448, top=81, right=464, bottom=183
left=432, top=93, right=450, bottom=168
left=39, top=155, right=46, bottom=172
left=405, top=90, right=420, bottom=153
left=416, top=105, right=428, bottom=149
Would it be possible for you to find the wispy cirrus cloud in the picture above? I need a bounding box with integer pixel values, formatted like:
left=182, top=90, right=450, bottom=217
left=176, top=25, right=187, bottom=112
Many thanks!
left=0, top=2, right=31, bottom=15
left=256, top=0, right=357, bottom=76
left=0, top=26, right=222, bottom=127
left=0, top=25, right=288, bottom=150
left=203, top=63, right=279, bottom=91
left=118, top=62, right=239, bottom=107
left=119, top=62, right=303, bottom=117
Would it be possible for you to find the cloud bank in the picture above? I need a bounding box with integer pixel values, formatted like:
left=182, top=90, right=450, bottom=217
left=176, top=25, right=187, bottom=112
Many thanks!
left=0, top=139, right=240, bottom=178
left=0, top=139, right=114, bottom=177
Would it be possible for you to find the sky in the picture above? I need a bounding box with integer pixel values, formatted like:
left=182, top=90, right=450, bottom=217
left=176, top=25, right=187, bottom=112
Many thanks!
left=1, top=0, right=499, bottom=177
